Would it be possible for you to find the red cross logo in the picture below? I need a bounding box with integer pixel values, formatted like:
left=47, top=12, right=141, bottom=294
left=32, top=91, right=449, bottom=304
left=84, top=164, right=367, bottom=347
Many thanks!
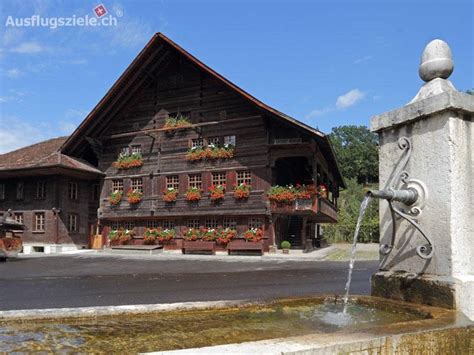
left=94, top=4, right=107, bottom=18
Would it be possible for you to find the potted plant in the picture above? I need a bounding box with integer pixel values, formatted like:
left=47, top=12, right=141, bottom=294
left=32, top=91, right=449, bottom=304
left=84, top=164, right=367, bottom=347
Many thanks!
left=318, top=184, right=328, bottom=199
left=233, top=183, right=251, bottom=200
left=294, top=184, right=316, bottom=200
left=185, top=146, right=205, bottom=161
left=113, top=152, right=144, bottom=169
left=281, top=240, right=291, bottom=254
left=163, top=187, right=178, bottom=202
left=127, top=189, right=143, bottom=204
left=185, top=187, right=202, bottom=201
left=209, top=184, right=226, bottom=202
left=143, top=228, right=158, bottom=245
left=109, top=190, right=123, bottom=206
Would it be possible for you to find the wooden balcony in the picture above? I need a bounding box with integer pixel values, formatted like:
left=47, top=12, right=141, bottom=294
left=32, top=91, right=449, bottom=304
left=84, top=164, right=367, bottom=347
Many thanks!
left=270, top=197, right=338, bottom=223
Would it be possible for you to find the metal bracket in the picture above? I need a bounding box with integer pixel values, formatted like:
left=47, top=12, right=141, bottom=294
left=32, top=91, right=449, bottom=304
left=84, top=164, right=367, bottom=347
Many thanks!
left=378, top=137, right=434, bottom=259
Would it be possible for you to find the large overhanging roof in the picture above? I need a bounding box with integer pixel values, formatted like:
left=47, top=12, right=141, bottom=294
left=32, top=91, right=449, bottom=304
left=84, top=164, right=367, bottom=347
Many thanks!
left=61, top=33, right=345, bottom=187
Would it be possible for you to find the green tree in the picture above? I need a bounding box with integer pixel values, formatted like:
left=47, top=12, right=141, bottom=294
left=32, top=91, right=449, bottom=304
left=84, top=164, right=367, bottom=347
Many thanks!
left=329, top=125, right=379, bottom=184
left=323, top=179, right=379, bottom=243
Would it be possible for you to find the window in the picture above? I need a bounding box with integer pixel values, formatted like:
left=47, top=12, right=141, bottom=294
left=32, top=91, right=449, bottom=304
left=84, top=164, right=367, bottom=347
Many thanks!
left=124, top=221, right=134, bottom=230
left=68, top=182, right=78, bottom=200
left=36, top=181, right=46, bottom=199
left=187, top=219, right=200, bottom=229
left=14, top=213, right=24, bottom=224
left=223, top=218, right=237, bottom=229
left=205, top=219, right=218, bottom=229
left=248, top=218, right=262, bottom=229
left=212, top=172, right=227, bottom=186
left=162, top=220, right=175, bottom=229
left=92, top=184, right=100, bottom=201
left=236, top=171, right=252, bottom=186
left=224, top=135, right=236, bottom=146
left=166, top=175, right=179, bottom=190
left=112, top=179, right=123, bottom=192
left=34, top=212, right=45, bottom=232
left=121, top=147, right=130, bottom=155
left=0, top=183, right=5, bottom=200
left=207, top=137, right=220, bottom=146
left=131, top=178, right=143, bottom=192
left=131, top=145, right=142, bottom=154
left=16, top=182, right=24, bottom=200
left=68, top=214, right=78, bottom=233
left=191, top=138, right=204, bottom=148
left=147, top=220, right=160, bottom=229
left=188, top=174, right=202, bottom=189
left=111, top=221, right=120, bottom=230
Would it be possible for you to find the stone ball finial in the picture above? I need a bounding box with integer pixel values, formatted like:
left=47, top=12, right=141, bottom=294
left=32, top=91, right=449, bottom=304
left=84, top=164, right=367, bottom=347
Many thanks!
left=419, top=39, right=454, bottom=82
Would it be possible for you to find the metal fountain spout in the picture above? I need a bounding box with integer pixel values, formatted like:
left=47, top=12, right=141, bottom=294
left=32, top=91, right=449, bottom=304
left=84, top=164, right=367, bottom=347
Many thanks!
left=367, top=188, right=418, bottom=206
left=370, top=137, right=434, bottom=260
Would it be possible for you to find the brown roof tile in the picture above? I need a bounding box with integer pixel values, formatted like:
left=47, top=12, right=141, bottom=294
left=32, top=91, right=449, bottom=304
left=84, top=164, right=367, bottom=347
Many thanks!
left=0, top=137, right=102, bottom=175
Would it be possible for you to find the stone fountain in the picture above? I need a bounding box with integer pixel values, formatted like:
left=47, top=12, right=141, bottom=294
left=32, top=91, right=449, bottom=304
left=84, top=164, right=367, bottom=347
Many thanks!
left=370, top=39, right=474, bottom=321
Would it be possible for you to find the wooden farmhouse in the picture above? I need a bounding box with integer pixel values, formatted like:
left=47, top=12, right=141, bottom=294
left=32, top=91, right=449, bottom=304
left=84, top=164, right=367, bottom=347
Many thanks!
left=0, top=33, right=344, bottom=253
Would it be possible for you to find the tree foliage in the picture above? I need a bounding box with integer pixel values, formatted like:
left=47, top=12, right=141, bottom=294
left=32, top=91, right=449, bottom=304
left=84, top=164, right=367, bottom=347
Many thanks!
left=323, top=179, right=379, bottom=243
left=329, top=125, right=379, bottom=184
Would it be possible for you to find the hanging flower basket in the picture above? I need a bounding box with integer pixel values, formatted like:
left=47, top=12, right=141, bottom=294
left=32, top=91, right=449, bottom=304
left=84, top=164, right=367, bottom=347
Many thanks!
left=109, top=190, right=123, bottom=206
left=209, top=184, right=226, bottom=202
left=185, top=187, right=202, bottom=201
left=163, top=187, right=178, bottom=202
left=113, top=152, right=143, bottom=169
left=233, top=183, right=251, bottom=200
left=127, top=189, right=143, bottom=204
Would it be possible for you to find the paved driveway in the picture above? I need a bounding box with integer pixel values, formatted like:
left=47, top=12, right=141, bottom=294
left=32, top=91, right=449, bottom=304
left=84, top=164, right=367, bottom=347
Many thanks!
left=0, top=253, right=378, bottom=310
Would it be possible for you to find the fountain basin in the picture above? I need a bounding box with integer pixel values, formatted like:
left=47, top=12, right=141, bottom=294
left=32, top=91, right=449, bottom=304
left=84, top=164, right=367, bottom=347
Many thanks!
left=0, top=296, right=471, bottom=354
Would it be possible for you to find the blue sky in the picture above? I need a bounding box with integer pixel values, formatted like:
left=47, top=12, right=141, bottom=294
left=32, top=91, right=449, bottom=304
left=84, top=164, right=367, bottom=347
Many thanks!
left=0, top=0, right=472, bottom=153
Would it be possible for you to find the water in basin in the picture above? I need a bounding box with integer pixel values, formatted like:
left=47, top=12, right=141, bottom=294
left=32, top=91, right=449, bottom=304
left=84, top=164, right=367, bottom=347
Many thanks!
left=0, top=298, right=426, bottom=353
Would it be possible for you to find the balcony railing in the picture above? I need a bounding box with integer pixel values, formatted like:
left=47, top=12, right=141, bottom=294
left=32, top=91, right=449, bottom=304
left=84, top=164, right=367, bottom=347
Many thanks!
left=269, top=196, right=338, bottom=222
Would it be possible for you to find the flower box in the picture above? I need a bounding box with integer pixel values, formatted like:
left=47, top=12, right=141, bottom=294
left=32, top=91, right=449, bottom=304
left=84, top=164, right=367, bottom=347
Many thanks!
left=185, top=144, right=234, bottom=162
left=185, top=187, right=202, bottom=201
left=163, top=188, right=178, bottom=202
left=127, top=189, right=143, bottom=204
left=182, top=240, right=216, bottom=255
left=209, top=184, right=226, bottom=202
left=113, top=152, right=143, bottom=169
left=227, top=240, right=264, bottom=255
left=109, top=190, right=123, bottom=206
left=163, top=114, right=192, bottom=130
left=233, top=183, right=251, bottom=200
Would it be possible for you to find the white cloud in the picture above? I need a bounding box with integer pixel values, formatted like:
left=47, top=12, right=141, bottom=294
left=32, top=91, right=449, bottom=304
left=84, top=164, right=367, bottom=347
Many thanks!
left=336, top=89, right=366, bottom=109
left=305, top=107, right=334, bottom=119
left=5, top=68, right=23, bottom=78
left=306, top=88, right=367, bottom=120
left=11, top=41, right=43, bottom=54
left=354, top=55, right=373, bottom=64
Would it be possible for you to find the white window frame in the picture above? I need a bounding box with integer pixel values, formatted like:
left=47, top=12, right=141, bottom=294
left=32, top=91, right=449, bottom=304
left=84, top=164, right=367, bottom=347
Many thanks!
left=68, top=214, right=78, bottom=233
left=34, top=212, right=45, bottom=232
left=69, top=182, right=78, bottom=200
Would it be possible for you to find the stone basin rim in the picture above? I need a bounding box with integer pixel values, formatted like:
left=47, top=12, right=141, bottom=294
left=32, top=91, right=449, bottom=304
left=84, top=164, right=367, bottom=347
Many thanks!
left=0, top=295, right=458, bottom=323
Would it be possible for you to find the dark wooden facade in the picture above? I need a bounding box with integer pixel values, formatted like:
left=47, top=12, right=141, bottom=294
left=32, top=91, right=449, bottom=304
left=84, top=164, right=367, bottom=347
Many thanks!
left=1, top=33, right=344, bottom=251
left=61, top=33, right=344, bottom=249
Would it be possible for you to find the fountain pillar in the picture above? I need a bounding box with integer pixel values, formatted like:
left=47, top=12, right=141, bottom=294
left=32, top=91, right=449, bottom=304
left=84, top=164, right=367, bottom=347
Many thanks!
left=370, top=39, right=474, bottom=320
